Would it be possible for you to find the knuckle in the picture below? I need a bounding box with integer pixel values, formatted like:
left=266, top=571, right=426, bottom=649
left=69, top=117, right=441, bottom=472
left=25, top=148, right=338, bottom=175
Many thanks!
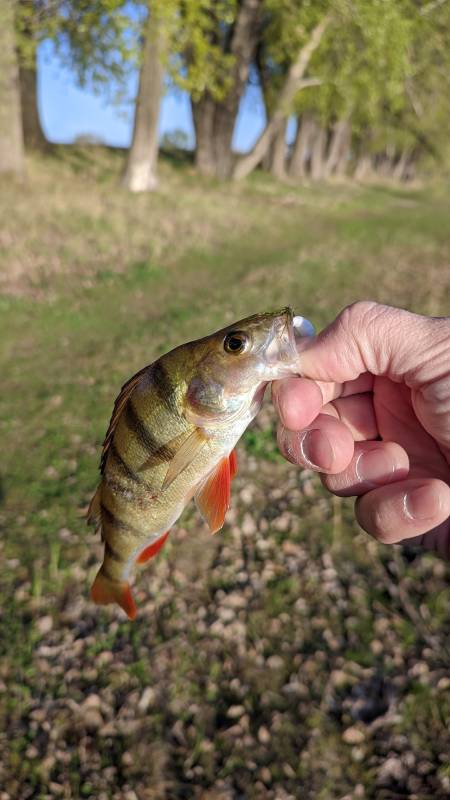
left=338, top=301, right=379, bottom=332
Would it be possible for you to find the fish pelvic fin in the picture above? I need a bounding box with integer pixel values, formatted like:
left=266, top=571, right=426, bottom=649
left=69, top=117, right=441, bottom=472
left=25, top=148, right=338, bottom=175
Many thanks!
left=136, top=530, right=170, bottom=564
left=195, top=455, right=232, bottom=535
left=91, top=568, right=137, bottom=620
left=87, top=485, right=102, bottom=530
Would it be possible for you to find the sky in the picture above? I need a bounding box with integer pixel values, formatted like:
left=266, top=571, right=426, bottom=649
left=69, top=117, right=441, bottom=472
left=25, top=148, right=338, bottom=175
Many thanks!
left=38, top=42, right=276, bottom=153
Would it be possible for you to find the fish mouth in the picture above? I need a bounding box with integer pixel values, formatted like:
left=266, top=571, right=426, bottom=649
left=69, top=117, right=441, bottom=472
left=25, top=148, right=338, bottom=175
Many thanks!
left=264, top=307, right=315, bottom=376
left=281, top=307, right=315, bottom=360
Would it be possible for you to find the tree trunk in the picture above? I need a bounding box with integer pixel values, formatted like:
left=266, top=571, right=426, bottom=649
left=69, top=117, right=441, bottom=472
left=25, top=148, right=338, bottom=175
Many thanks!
left=192, top=0, right=262, bottom=179
left=268, top=118, right=288, bottom=179
left=310, top=124, right=327, bottom=180
left=18, top=0, right=48, bottom=152
left=393, top=148, right=411, bottom=182
left=233, top=15, right=329, bottom=181
left=122, top=11, right=163, bottom=192
left=0, top=0, right=24, bottom=176
left=324, top=118, right=350, bottom=178
left=354, top=153, right=373, bottom=181
left=191, top=94, right=216, bottom=177
left=289, top=114, right=314, bottom=178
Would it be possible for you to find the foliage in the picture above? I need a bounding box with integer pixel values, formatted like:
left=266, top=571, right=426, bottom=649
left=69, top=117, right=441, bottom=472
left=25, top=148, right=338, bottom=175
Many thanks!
left=16, top=0, right=140, bottom=89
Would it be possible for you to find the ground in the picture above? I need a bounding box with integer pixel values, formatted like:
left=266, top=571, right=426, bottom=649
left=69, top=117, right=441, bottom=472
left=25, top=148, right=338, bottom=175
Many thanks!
left=0, top=149, right=449, bottom=799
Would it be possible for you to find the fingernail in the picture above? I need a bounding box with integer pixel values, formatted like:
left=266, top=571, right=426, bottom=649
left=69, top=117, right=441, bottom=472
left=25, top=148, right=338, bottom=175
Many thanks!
left=300, top=429, right=333, bottom=471
left=404, top=485, right=440, bottom=521
left=355, top=448, right=396, bottom=484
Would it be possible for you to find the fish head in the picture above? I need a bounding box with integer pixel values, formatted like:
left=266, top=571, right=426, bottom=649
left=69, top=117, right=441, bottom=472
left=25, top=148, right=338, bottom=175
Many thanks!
left=185, top=307, right=315, bottom=424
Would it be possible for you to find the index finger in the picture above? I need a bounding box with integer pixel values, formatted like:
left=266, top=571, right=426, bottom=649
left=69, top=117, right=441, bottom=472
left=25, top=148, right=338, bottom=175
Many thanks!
left=272, top=373, right=374, bottom=430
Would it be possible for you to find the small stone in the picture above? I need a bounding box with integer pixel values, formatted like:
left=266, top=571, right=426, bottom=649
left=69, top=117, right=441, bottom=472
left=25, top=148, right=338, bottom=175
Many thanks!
left=82, top=709, right=103, bottom=731
left=227, top=705, right=245, bottom=719
left=36, top=615, right=53, bottom=635
left=241, top=513, right=257, bottom=535
left=266, top=655, right=284, bottom=670
left=377, top=757, right=406, bottom=786
left=138, top=687, right=156, bottom=712
left=82, top=694, right=101, bottom=709
left=370, top=639, right=383, bottom=656
left=342, top=726, right=366, bottom=745
left=257, top=726, right=271, bottom=744
left=260, top=767, right=272, bottom=784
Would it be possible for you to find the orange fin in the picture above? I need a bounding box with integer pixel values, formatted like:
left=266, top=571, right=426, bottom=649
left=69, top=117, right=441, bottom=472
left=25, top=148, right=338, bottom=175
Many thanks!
left=195, top=456, right=231, bottom=535
left=87, top=485, right=102, bottom=528
left=229, top=449, right=238, bottom=480
left=91, top=569, right=137, bottom=620
left=136, top=530, right=170, bottom=564
left=162, top=427, right=208, bottom=491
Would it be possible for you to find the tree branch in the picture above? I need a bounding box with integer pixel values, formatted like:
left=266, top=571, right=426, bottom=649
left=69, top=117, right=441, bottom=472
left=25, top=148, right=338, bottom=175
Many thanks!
left=232, top=14, right=330, bottom=180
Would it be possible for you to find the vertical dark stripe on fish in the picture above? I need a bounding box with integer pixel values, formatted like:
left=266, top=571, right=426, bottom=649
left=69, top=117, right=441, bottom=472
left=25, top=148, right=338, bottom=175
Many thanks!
left=101, top=503, right=140, bottom=539
left=105, top=541, right=124, bottom=563
left=125, top=399, right=176, bottom=464
left=109, top=442, right=143, bottom=484
left=152, top=362, right=178, bottom=414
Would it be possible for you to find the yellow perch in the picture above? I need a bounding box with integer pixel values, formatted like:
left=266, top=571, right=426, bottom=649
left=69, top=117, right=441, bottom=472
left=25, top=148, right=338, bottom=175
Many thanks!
left=88, top=308, right=314, bottom=618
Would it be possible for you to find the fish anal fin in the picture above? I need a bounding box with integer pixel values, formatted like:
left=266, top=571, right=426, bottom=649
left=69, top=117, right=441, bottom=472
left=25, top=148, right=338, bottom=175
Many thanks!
left=229, top=449, right=238, bottom=481
left=136, top=531, right=170, bottom=564
left=195, top=456, right=231, bottom=535
left=91, top=570, right=137, bottom=620
left=162, top=427, right=208, bottom=491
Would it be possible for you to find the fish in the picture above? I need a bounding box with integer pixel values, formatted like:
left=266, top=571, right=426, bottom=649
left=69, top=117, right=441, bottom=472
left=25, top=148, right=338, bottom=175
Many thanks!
left=88, top=307, right=314, bottom=619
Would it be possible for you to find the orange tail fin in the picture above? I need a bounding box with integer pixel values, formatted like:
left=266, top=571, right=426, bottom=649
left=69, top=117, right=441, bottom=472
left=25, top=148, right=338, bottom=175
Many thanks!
left=91, top=569, right=137, bottom=620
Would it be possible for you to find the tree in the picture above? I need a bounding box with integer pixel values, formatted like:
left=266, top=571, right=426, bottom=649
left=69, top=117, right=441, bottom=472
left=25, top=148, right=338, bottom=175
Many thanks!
left=0, top=0, right=25, bottom=176
left=122, top=5, right=163, bottom=191
left=190, top=0, right=263, bottom=179
left=233, top=12, right=329, bottom=180
left=16, top=0, right=48, bottom=151
left=14, top=0, right=136, bottom=153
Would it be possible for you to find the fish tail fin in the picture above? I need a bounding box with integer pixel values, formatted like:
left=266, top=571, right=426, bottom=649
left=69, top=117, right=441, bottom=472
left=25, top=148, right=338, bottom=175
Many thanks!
left=90, top=568, right=137, bottom=620
left=87, top=486, right=102, bottom=530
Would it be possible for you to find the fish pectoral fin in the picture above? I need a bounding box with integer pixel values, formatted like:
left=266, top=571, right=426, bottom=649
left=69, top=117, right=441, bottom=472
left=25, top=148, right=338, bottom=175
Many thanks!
left=195, top=456, right=232, bottom=535
left=91, top=569, right=137, bottom=620
left=136, top=530, right=170, bottom=564
left=161, top=427, right=208, bottom=491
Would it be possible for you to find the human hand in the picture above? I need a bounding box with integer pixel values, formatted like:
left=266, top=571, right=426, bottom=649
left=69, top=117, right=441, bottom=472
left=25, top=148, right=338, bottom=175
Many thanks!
left=273, top=302, right=450, bottom=557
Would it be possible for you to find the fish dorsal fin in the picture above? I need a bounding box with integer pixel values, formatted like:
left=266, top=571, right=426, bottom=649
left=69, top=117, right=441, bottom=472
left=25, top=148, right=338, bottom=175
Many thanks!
left=195, top=456, right=232, bottom=535
left=161, top=427, right=208, bottom=491
left=100, top=364, right=150, bottom=474
left=87, top=485, right=102, bottom=529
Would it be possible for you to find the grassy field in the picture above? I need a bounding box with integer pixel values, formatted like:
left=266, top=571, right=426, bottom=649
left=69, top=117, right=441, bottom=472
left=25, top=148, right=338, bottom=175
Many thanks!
left=1, top=149, right=450, bottom=799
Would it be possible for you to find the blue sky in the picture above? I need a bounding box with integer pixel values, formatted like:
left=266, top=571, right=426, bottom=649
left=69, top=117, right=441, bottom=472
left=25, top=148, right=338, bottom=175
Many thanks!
left=38, top=42, right=274, bottom=153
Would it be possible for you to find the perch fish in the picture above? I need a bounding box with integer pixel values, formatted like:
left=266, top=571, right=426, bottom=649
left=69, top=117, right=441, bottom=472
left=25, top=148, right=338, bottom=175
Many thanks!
left=88, top=307, right=314, bottom=618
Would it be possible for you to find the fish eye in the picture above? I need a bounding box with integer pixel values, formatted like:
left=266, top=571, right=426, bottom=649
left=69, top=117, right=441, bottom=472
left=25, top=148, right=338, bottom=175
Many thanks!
left=223, top=331, right=249, bottom=355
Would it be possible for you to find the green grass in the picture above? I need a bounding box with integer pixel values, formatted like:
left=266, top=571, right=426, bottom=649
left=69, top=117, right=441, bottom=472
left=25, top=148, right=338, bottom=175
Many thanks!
left=1, top=148, right=450, bottom=799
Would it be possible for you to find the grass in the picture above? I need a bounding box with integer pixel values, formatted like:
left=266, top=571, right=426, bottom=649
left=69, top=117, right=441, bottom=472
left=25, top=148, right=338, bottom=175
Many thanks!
left=0, top=148, right=450, bottom=799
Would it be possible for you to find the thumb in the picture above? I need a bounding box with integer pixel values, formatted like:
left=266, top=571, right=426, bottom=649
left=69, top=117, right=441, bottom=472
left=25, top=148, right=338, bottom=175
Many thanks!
left=298, top=301, right=449, bottom=388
